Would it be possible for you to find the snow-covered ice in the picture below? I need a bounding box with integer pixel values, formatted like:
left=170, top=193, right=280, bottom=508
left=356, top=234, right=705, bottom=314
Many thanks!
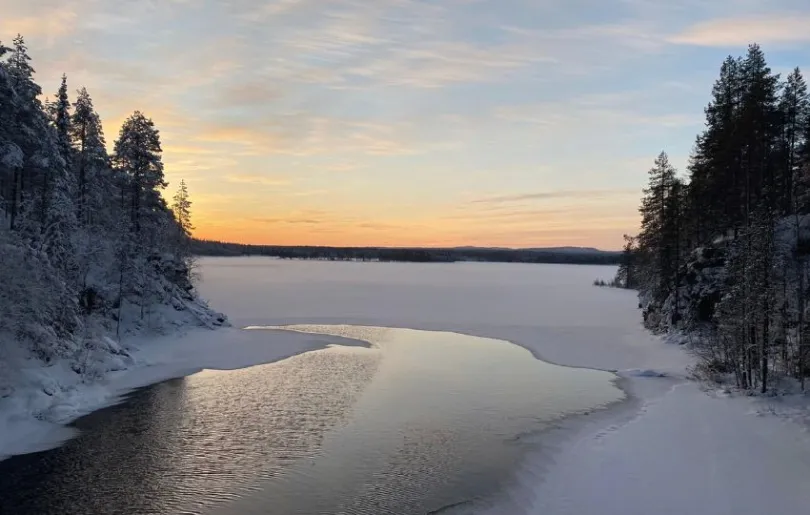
left=4, top=256, right=810, bottom=515
left=196, top=258, right=692, bottom=375
left=195, top=258, right=810, bottom=515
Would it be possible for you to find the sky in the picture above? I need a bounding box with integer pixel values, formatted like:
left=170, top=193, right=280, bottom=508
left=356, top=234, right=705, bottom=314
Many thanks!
left=3, top=0, right=810, bottom=249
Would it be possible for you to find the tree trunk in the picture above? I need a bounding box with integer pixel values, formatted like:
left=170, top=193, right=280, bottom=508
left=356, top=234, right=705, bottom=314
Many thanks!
left=78, top=126, right=86, bottom=224
left=40, top=167, right=49, bottom=226
left=9, top=167, right=20, bottom=230
left=761, top=297, right=769, bottom=393
left=795, top=212, right=805, bottom=386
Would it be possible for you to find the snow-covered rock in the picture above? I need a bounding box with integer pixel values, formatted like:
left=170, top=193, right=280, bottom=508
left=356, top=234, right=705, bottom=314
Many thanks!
left=642, top=245, right=728, bottom=333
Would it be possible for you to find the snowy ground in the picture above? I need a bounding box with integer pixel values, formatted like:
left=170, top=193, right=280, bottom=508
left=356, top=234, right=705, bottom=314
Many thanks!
left=524, top=381, right=810, bottom=515
left=4, top=257, right=810, bottom=515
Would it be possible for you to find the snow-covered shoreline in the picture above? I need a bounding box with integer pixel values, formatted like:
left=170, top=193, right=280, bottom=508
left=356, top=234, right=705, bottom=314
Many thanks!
left=0, top=324, right=363, bottom=461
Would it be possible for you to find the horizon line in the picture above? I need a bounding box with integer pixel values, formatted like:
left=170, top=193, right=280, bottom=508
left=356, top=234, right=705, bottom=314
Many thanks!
left=192, top=238, right=622, bottom=253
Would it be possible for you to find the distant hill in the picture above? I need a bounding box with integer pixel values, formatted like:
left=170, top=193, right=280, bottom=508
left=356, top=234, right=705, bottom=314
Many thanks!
left=193, top=240, right=621, bottom=265
left=454, top=245, right=609, bottom=254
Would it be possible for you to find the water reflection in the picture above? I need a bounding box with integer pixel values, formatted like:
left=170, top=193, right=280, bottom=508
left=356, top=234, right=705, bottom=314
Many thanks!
left=0, top=346, right=379, bottom=515
left=0, top=326, right=622, bottom=515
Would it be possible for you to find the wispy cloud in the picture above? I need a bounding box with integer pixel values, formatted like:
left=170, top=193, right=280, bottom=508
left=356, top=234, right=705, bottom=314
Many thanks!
left=225, top=174, right=292, bottom=187
left=250, top=217, right=322, bottom=225
left=191, top=118, right=424, bottom=157
left=495, top=92, right=698, bottom=130
left=471, top=188, right=639, bottom=204
left=670, top=14, right=810, bottom=47
left=0, top=1, right=81, bottom=42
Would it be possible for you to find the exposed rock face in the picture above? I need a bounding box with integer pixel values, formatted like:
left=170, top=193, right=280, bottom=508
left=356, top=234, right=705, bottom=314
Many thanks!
left=643, top=216, right=810, bottom=337
left=643, top=246, right=728, bottom=333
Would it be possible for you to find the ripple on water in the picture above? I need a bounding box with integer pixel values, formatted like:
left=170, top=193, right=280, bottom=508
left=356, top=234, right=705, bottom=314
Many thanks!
left=0, top=326, right=623, bottom=515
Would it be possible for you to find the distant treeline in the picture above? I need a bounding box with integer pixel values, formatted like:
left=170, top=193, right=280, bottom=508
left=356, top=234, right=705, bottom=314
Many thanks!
left=191, top=239, right=621, bottom=265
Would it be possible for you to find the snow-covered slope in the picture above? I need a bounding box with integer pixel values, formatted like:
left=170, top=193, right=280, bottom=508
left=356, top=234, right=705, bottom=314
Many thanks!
left=0, top=292, right=224, bottom=459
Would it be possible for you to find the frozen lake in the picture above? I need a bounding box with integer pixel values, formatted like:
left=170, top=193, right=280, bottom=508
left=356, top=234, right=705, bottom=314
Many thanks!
left=0, top=259, right=629, bottom=514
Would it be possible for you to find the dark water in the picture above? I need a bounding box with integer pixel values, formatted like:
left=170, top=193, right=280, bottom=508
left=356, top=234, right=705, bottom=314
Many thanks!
left=0, top=325, right=622, bottom=515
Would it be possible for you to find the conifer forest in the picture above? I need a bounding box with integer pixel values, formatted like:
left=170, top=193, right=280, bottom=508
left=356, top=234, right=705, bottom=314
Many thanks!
left=0, top=35, right=221, bottom=382
left=618, top=44, right=810, bottom=392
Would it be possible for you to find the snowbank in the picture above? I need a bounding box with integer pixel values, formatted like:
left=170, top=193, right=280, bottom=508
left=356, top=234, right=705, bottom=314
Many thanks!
left=620, top=368, right=669, bottom=377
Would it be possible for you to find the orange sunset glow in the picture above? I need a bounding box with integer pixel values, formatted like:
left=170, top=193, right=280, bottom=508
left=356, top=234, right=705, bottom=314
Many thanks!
left=9, top=1, right=808, bottom=249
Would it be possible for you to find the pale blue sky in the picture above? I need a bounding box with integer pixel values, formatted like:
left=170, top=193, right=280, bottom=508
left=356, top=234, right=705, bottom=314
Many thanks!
left=4, top=0, right=810, bottom=248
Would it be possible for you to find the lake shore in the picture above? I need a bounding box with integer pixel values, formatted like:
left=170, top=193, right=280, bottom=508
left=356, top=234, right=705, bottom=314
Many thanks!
left=0, top=326, right=361, bottom=461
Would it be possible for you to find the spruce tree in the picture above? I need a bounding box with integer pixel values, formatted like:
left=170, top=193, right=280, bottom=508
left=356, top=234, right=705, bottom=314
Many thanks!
left=38, top=75, right=73, bottom=228
left=54, top=75, right=71, bottom=164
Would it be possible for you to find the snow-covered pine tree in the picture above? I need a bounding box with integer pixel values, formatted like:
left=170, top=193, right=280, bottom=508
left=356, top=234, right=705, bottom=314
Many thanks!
left=70, top=87, right=111, bottom=226
left=54, top=75, right=71, bottom=154
left=35, top=74, right=75, bottom=235
left=112, top=111, right=195, bottom=324
left=739, top=44, right=781, bottom=224
left=0, top=32, right=223, bottom=391
left=171, top=179, right=194, bottom=261
left=7, top=35, right=38, bottom=102
left=3, top=35, right=43, bottom=230
left=0, top=36, right=80, bottom=360
left=113, top=111, right=167, bottom=239
left=0, top=39, right=20, bottom=227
